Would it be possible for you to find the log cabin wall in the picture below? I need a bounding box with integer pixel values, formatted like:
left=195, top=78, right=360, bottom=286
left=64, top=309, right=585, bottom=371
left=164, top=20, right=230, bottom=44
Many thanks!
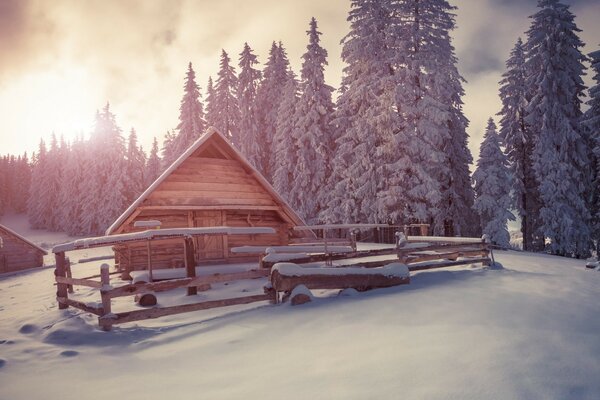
left=0, top=227, right=45, bottom=274
left=110, top=130, right=304, bottom=274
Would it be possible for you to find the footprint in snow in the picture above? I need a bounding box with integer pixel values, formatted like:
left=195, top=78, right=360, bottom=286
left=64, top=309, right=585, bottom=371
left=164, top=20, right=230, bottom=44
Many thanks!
left=0, top=359, right=5, bottom=368
left=19, top=324, right=38, bottom=334
left=60, top=350, right=79, bottom=358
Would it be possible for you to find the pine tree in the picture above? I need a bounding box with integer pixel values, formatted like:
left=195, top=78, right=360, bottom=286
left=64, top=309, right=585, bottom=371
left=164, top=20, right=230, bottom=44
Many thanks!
left=473, top=118, right=515, bottom=247
left=205, top=76, right=217, bottom=129
left=390, top=0, right=475, bottom=236
left=80, top=104, right=129, bottom=235
left=525, top=0, right=591, bottom=257
left=125, top=128, right=147, bottom=203
left=213, top=50, right=240, bottom=144
left=287, top=18, right=335, bottom=223
left=161, top=130, right=177, bottom=170
left=146, top=137, right=161, bottom=188
left=498, top=37, right=544, bottom=251
left=582, top=48, right=600, bottom=257
left=325, top=0, right=397, bottom=224
left=256, top=42, right=292, bottom=180
left=237, top=43, right=262, bottom=168
left=41, top=134, right=63, bottom=231
left=273, top=73, right=299, bottom=201
left=27, top=140, right=47, bottom=229
left=59, top=136, right=88, bottom=235
left=163, top=63, right=206, bottom=167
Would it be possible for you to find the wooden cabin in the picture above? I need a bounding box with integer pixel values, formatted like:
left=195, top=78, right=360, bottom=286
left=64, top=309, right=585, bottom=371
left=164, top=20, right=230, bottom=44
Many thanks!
left=0, top=224, right=47, bottom=274
left=106, top=127, right=309, bottom=273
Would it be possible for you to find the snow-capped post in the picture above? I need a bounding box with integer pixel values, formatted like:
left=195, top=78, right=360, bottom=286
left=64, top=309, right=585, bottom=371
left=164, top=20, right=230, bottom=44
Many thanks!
left=481, top=235, right=492, bottom=266
left=184, top=236, right=197, bottom=296
left=99, top=263, right=113, bottom=331
left=54, top=251, right=69, bottom=309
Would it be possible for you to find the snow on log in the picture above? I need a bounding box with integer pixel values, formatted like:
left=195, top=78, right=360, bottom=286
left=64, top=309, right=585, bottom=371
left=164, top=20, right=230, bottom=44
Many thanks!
left=406, top=236, right=484, bottom=244
left=293, top=223, right=388, bottom=231
left=270, top=262, right=410, bottom=293
left=262, top=253, right=311, bottom=263
left=289, top=285, right=313, bottom=306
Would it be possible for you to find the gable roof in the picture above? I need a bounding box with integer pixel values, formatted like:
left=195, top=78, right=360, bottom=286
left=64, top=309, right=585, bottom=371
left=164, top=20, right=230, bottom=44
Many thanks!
left=0, top=224, right=48, bottom=255
left=106, top=126, right=307, bottom=235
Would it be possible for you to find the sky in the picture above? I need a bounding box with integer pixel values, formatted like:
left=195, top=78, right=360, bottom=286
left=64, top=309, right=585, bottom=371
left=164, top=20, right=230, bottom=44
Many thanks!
left=0, top=0, right=599, bottom=161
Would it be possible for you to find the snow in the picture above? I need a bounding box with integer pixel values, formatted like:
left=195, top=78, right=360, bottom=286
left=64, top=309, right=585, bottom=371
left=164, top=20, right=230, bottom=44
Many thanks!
left=294, top=223, right=388, bottom=230
left=406, top=235, right=484, bottom=244
left=272, top=262, right=410, bottom=278
left=261, top=253, right=310, bottom=263
left=1, top=224, right=599, bottom=399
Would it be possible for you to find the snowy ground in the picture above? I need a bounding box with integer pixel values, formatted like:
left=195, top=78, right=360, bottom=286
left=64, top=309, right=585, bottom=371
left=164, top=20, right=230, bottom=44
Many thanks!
left=0, top=217, right=599, bottom=400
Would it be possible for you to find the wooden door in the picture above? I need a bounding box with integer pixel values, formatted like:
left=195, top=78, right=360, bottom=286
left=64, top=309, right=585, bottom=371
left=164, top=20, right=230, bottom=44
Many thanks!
left=193, top=211, right=225, bottom=261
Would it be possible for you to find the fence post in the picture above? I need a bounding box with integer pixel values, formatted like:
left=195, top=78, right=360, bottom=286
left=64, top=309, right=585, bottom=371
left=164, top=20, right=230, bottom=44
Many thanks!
left=55, top=251, right=69, bottom=309
left=65, top=257, right=74, bottom=294
left=99, top=264, right=114, bottom=331
left=185, top=237, right=197, bottom=296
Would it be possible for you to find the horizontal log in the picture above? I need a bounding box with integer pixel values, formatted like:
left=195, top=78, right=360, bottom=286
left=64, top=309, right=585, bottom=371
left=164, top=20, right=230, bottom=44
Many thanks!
left=408, top=257, right=491, bottom=271
left=108, top=294, right=273, bottom=325
left=166, top=173, right=258, bottom=185
left=149, top=190, right=273, bottom=201
left=138, top=205, right=282, bottom=212
left=107, top=269, right=270, bottom=298
left=271, top=269, right=410, bottom=292
left=55, top=276, right=103, bottom=289
left=260, top=247, right=399, bottom=269
left=144, top=197, right=276, bottom=207
left=57, top=297, right=104, bottom=315
left=157, top=181, right=269, bottom=194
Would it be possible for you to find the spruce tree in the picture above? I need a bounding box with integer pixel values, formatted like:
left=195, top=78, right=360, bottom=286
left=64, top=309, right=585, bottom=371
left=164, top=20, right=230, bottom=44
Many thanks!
left=81, top=104, right=129, bottom=235
left=213, top=50, right=240, bottom=144
left=161, top=130, right=177, bottom=169
left=582, top=48, right=600, bottom=257
left=237, top=43, right=262, bottom=168
left=473, top=118, right=514, bottom=247
left=273, top=73, right=299, bottom=202
left=325, top=0, right=397, bottom=224
left=41, top=134, right=63, bottom=231
left=125, top=128, right=147, bottom=203
left=287, top=18, right=335, bottom=223
left=27, top=140, right=47, bottom=229
left=163, top=63, right=206, bottom=167
left=59, top=136, right=88, bottom=235
left=498, top=37, right=543, bottom=251
left=525, top=0, right=591, bottom=257
left=205, top=76, right=217, bottom=129
left=146, top=137, right=161, bottom=188
left=256, top=42, right=292, bottom=180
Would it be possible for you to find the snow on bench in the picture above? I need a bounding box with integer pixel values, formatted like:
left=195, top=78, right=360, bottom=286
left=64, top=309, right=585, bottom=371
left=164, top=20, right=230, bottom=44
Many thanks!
left=406, top=236, right=486, bottom=244
left=53, top=226, right=276, bottom=253
left=130, top=264, right=264, bottom=284
left=272, top=262, right=409, bottom=278
left=261, top=253, right=311, bottom=263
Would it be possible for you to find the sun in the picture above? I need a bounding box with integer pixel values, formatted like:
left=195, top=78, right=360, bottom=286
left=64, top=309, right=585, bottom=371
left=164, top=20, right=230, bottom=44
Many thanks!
left=0, top=65, right=99, bottom=154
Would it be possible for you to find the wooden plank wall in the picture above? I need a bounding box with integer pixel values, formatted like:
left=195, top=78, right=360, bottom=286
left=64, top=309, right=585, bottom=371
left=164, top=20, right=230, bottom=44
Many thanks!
left=0, top=229, right=44, bottom=273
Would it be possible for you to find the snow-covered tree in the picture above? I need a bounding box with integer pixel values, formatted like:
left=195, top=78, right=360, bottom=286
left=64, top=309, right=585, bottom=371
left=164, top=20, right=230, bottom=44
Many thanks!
left=582, top=48, right=600, bottom=256
left=324, top=0, right=397, bottom=224
left=473, top=118, right=515, bottom=247
left=212, top=50, right=240, bottom=144
left=80, top=104, right=129, bottom=235
left=145, top=136, right=161, bottom=188
left=287, top=18, right=335, bottom=223
left=498, top=37, right=544, bottom=251
left=161, top=130, right=177, bottom=169
left=237, top=43, right=262, bottom=167
left=390, top=0, right=475, bottom=236
left=525, top=0, right=591, bottom=257
left=205, top=76, right=217, bottom=129
left=125, top=128, right=147, bottom=203
left=41, top=134, right=64, bottom=231
left=27, top=140, right=47, bottom=228
left=272, top=73, right=299, bottom=201
left=256, top=42, right=292, bottom=180
left=58, top=136, right=88, bottom=235
left=163, top=63, right=206, bottom=167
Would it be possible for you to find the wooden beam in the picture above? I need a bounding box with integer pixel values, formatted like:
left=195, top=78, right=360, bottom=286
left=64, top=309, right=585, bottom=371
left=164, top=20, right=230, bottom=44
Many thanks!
left=408, top=257, right=490, bottom=271
left=114, top=208, right=142, bottom=234
left=55, top=276, right=103, bottom=289
left=106, top=269, right=269, bottom=298
left=99, top=264, right=113, bottom=331
left=109, top=294, right=273, bottom=325
left=139, top=205, right=281, bottom=212
left=57, top=297, right=104, bottom=316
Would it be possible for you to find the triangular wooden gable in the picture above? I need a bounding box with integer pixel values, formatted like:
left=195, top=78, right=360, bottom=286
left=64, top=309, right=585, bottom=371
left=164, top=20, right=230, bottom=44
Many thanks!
left=107, top=127, right=307, bottom=235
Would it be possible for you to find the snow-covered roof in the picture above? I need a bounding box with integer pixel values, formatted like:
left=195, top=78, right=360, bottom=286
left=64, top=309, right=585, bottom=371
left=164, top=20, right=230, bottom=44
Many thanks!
left=106, top=126, right=308, bottom=235
left=54, top=226, right=277, bottom=253
left=0, top=224, right=48, bottom=255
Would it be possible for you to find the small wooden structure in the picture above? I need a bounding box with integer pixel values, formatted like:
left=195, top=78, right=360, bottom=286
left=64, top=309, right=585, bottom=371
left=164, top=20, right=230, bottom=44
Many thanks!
left=106, top=127, right=310, bottom=275
left=0, top=224, right=46, bottom=274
